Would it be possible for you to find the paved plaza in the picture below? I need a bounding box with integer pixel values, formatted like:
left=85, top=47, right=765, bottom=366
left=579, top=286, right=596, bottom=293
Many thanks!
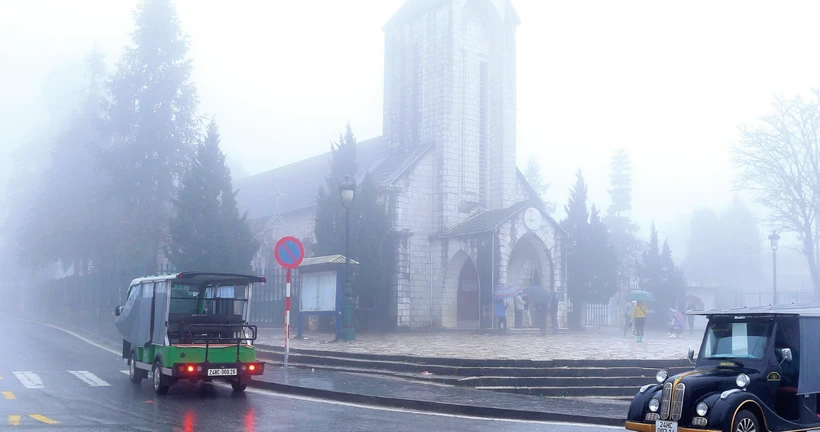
left=256, top=326, right=703, bottom=360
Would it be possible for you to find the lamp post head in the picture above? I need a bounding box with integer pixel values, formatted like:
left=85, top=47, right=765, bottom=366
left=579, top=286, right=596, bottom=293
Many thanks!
left=339, top=175, right=356, bottom=209
left=769, top=231, right=780, bottom=252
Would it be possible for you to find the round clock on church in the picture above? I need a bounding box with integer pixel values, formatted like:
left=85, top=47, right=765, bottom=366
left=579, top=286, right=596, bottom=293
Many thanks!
left=524, top=207, right=542, bottom=231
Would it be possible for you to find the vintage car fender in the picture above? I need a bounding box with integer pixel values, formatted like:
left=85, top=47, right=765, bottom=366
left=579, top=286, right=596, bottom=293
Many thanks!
left=703, top=390, right=772, bottom=432
left=625, top=384, right=664, bottom=422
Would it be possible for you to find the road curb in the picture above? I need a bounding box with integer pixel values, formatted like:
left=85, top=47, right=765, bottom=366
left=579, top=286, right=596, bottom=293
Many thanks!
left=246, top=378, right=625, bottom=426
left=15, top=316, right=626, bottom=426
left=254, top=343, right=690, bottom=368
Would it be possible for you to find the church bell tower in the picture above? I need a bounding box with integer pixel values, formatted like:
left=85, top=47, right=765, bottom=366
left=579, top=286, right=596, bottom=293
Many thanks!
left=382, top=0, right=520, bottom=231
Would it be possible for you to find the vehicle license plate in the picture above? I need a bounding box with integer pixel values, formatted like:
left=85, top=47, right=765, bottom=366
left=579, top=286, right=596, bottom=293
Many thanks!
left=655, top=420, right=677, bottom=432
left=207, top=368, right=237, bottom=376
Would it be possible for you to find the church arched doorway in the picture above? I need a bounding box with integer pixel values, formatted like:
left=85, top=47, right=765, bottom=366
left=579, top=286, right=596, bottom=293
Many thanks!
left=507, top=233, right=553, bottom=296
left=457, top=259, right=480, bottom=324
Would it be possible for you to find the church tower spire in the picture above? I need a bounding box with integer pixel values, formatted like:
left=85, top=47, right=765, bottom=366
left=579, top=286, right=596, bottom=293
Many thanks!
left=382, top=0, right=520, bottom=228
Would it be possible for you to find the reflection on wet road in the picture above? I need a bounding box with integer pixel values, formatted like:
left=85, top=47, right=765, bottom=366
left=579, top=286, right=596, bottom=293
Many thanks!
left=0, top=315, right=617, bottom=431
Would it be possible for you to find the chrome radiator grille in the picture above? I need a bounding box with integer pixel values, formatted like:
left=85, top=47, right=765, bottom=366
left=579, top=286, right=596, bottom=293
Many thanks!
left=660, top=382, right=672, bottom=420
left=671, top=382, right=685, bottom=421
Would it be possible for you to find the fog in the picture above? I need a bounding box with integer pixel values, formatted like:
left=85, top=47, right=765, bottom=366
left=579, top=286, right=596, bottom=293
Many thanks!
left=2, top=0, right=820, bottom=287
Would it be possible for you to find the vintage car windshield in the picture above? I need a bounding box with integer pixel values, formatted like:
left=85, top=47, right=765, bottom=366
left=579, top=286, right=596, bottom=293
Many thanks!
left=702, top=320, right=770, bottom=360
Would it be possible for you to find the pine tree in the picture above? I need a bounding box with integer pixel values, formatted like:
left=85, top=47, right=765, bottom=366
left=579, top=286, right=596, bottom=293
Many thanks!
left=312, top=124, right=395, bottom=327
left=638, top=222, right=686, bottom=327
left=102, top=0, right=200, bottom=268
left=562, top=170, right=589, bottom=240
left=608, top=148, right=632, bottom=217
left=167, top=120, right=258, bottom=273
left=17, top=44, right=110, bottom=271
left=587, top=206, right=619, bottom=303
left=352, top=174, right=393, bottom=318
left=639, top=222, right=663, bottom=290
left=314, top=122, right=358, bottom=257
left=660, top=240, right=686, bottom=311
left=218, top=152, right=259, bottom=274
left=560, top=171, right=590, bottom=328
left=523, top=155, right=556, bottom=214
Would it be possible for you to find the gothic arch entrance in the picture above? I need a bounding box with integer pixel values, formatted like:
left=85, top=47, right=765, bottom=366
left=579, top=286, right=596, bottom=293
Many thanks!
left=507, top=233, right=553, bottom=295
left=457, top=259, right=479, bottom=324
left=442, top=250, right=482, bottom=328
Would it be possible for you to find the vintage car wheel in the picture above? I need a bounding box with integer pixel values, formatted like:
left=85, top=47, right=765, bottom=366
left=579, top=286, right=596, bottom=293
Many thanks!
left=129, top=352, right=142, bottom=384
left=152, top=362, right=169, bottom=395
left=733, top=410, right=760, bottom=432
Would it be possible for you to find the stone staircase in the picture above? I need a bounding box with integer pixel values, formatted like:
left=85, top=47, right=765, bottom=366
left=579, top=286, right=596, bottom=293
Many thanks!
left=255, top=345, right=693, bottom=397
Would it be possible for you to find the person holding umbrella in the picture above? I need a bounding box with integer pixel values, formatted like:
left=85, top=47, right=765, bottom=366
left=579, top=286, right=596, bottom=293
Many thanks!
left=632, top=300, right=648, bottom=342
left=627, top=290, right=653, bottom=342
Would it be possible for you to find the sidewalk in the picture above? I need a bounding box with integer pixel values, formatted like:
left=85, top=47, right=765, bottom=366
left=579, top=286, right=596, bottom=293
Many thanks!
left=257, top=326, right=703, bottom=360
left=251, top=366, right=628, bottom=426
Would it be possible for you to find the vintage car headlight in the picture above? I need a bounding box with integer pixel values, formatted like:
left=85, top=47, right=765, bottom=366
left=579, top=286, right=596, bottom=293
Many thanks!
left=696, top=402, right=709, bottom=417
left=656, top=370, right=669, bottom=383
left=736, top=373, right=750, bottom=388
left=648, top=398, right=660, bottom=412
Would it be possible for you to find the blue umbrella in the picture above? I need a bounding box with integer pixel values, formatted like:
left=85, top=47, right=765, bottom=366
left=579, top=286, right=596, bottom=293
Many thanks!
left=627, top=290, right=655, bottom=302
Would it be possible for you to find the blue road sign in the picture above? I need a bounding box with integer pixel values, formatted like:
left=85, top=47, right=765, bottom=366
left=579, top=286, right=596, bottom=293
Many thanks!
left=275, top=236, right=304, bottom=269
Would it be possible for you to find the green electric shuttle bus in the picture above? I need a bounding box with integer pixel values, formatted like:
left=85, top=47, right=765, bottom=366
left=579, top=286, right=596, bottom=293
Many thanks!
left=114, top=272, right=267, bottom=394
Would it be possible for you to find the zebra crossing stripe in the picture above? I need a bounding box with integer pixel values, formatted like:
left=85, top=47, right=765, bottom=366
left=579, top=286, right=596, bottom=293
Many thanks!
left=120, top=370, right=129, bottom=375
left=68, top=371, right=110, bottom=387
left=12, top=372, right=43, bottom=389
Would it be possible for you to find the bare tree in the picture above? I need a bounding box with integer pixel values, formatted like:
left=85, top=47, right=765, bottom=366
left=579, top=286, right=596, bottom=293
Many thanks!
left=733, top=90, right=820, bottom=294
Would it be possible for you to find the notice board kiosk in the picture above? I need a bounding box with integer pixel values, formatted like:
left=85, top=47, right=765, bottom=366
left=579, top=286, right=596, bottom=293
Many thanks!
left=296, top=254, right=359, bottom=339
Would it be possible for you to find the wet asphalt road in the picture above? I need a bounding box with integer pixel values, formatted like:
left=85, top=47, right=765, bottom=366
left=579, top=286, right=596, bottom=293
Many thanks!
left=0, top=315, right=621, bottom=431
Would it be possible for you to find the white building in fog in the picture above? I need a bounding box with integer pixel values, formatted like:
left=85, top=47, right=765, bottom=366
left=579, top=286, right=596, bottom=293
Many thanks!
left=236, top=0, right=568, bottom=330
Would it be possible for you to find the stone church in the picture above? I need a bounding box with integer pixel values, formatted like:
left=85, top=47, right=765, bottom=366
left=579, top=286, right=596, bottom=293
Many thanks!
left=236, top=0, right=568, bottom=330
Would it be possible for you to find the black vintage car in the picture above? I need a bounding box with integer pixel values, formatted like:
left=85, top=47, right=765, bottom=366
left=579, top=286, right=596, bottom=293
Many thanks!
left=625, top=304, right=820, bottom=432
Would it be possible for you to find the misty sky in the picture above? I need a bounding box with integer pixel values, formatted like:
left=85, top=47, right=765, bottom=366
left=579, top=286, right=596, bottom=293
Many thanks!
left=3, top=0, right=820, bottom=259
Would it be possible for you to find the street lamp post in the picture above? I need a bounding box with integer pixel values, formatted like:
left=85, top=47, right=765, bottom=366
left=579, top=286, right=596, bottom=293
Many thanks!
left=769, top=231, right=780, bottom=305
left=338, top=175, right=356, bottom=341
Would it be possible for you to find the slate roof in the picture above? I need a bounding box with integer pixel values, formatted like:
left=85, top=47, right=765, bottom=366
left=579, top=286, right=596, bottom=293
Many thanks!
left=438, top=201, right=532, bottom=238
left=234, top=137, right=432, bottom=221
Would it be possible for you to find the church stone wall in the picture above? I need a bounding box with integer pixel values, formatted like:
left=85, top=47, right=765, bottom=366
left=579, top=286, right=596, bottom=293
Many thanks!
left=392, top=152, right=437, bottom=329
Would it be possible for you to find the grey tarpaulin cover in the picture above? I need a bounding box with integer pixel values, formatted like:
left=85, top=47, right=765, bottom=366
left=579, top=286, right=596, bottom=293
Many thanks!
left=798, top=317, right=820, bottom=395
left=115, top=284, right=152, bottom=347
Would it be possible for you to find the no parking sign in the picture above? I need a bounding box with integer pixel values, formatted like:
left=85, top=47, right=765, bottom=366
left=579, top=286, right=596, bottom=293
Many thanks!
left=274, top=236, right=303, bottom=369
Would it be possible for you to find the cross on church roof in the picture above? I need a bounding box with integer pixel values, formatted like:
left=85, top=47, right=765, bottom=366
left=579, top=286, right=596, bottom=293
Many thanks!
left=270, top=185, right=287, bottom=215
left=255, top=184, right=290, bottom=240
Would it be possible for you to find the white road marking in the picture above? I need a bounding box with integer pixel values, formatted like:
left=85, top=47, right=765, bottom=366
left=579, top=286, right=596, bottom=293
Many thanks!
left=38, top=318, right=622, bottom=428
left=120, top=370, right=129, bottom=375
left=69, top=371, right=111, bottom=387
left=12, top=372, right=43, bottom=389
